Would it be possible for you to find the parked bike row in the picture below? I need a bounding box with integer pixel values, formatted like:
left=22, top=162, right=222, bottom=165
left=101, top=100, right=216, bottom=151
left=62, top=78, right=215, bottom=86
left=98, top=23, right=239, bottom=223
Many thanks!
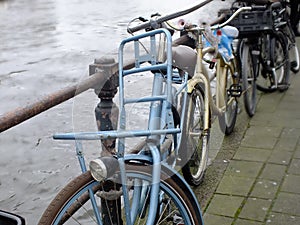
left=224, top=0, right=299, bottom=118
left=8, top=0, right=297, bottom=225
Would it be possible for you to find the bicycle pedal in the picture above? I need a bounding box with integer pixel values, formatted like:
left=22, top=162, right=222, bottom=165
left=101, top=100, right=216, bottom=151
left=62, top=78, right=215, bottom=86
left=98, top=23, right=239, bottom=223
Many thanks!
left=227, top=84, right=242, bottom=98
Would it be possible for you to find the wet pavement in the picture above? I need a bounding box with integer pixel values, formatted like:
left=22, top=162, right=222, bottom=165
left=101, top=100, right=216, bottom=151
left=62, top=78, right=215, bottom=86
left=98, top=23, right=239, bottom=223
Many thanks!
left=200, top=38, right=300, bottom=225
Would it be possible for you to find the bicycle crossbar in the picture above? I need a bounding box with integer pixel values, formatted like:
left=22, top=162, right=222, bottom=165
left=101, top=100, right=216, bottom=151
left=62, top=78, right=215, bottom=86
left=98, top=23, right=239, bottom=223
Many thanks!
left=53, top=128, right=181, bottom=140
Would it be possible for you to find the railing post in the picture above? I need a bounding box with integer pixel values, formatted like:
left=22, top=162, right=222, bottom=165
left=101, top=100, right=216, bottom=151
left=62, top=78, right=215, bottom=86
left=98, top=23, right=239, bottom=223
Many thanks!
left=90, top=57, right=119, bottom=156
left=89, top=56, right=122, bottom=224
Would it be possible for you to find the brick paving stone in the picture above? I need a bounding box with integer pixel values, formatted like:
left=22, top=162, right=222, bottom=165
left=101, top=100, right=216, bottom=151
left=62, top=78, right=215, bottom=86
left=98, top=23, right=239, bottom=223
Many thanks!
left=233, top=147, right=271, bottom=162
left=288, top=158, right=300, bottom=175
left=266, top=212, right=300, bottom=225
left=250, top=112, right=274, bottom=127
left=250, top=179, right=279, bottom=199
left=238, top=198, right=272, bottom=222
left=278, top=98, right=300, bottom=112
left=281, top=128, right=300, bottom=139
left=281, top=174, right=300, bottom=194
left=268, top=149, right=293, bottom=165
left=272, top=108, right=300, bottom=121
left=240, top=135, right=278, bottom=150
left=245, top=126, right=282, bottom=138
left=273, top=118, right=300, bottom=129
left=205, top=194, right=244, bottom=217
left=274, top=137, right=298, bottom=152
left=272, top=192, right=300, bottom=216
left=259, top=163, right=286, bottom=182
left=256, top=92, right=282, bottom=113
left=216, top=175, right=255, bottom=196
left=203, top=213, right=233, bottom=225
left=225, top=160, right=263, bottom=178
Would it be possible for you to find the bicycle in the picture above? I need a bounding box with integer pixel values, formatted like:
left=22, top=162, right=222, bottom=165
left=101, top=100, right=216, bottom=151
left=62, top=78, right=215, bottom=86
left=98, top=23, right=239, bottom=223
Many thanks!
left=127, top=5, right=245, bottom=185
left=37, top=2, right=249, bottom=224
left=230, top=0, right=291, bottom=97
left=38, top=28, right=203, bottom=225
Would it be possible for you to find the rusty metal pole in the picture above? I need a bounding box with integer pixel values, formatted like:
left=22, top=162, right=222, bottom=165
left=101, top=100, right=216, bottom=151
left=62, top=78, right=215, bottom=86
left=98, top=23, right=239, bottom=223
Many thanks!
left=89, top=56, right=122, bottom=224
left=0, top=72, right=107, bottom=133
left=89, top=56, right=119, bottom=156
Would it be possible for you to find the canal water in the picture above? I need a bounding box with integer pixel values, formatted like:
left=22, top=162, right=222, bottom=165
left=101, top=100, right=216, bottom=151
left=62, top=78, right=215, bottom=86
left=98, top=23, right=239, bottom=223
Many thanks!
left=0, top=0, right=232, bottom=223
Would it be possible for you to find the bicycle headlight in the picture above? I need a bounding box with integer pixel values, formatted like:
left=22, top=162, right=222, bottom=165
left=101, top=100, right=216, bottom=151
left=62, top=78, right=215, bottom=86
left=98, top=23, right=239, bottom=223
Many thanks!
left=89, top=158, right=108, bottom=182
left=89, top=156, right=118, bottom=181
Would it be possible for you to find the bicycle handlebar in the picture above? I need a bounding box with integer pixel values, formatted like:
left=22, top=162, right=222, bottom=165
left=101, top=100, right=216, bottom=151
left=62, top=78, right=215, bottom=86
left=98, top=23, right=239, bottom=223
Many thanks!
left=213, top=6, right=252, bottom=29
left=127, top=0, right=213, bottom=33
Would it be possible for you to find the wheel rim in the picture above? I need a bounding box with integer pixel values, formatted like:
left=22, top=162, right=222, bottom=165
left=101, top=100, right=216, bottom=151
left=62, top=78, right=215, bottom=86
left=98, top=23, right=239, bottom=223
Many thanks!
left=50, top=170, right=197, bottom=225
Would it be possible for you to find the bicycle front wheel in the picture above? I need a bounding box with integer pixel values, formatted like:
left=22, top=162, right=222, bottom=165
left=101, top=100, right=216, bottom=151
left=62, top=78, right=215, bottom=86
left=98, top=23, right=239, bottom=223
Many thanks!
left=38, top=165, right=203, bottom=225
left=219, top=63, right=238, bottom=135
left=181, top=87, right=209, bottom=186
left=240, top=40, right=257, bottom=117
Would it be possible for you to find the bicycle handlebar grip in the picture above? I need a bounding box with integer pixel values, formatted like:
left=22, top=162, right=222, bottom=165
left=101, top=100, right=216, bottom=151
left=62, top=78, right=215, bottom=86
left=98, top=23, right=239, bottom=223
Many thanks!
left=127, top=21, right=152, bottom=33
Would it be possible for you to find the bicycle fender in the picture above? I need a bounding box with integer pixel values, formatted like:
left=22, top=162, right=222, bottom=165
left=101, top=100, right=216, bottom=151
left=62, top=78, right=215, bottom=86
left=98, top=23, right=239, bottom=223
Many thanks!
left=187, top=77, right=204, bottom=94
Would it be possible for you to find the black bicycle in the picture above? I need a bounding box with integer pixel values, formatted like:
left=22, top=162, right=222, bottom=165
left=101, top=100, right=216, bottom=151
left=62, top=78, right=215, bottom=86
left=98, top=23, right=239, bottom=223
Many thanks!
left=225, top=0, right=293, bottom=116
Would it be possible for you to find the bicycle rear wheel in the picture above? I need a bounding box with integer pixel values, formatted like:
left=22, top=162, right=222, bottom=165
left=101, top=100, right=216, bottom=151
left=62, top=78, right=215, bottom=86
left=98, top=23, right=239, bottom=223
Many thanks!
left=181, top=87, right=209, bottom=186
left=257, top=31, right=290, bottom=92
left=240, top=39, right=257, bottom=117
left=38, top=165, right=203, bottom=225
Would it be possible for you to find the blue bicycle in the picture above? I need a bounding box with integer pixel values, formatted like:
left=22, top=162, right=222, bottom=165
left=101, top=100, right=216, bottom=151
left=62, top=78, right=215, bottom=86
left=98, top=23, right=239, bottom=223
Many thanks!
left=38, top=27, right=204, bottom=225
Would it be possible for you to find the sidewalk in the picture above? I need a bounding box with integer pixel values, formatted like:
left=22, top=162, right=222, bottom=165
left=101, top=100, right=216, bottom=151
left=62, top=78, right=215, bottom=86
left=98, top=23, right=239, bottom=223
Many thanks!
left=202, top=40, right=300, bottom=224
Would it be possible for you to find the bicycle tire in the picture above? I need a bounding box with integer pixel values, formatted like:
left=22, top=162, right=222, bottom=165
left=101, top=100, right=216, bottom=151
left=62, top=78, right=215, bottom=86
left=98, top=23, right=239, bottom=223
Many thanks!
left=240, top=40, right=257, bottom=117
left=257, top=31, right=290, bottom=92
left=284, top=9, right=299, bottom=74
left=219, top=62, right=238, bottom=135
left=38, top=165, right=203, bottom=225
left=181, top=87, right=209, bottom=186
left=290, top=44, right=300, bottom=73
left=271, top=30, right=290, bottom=92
